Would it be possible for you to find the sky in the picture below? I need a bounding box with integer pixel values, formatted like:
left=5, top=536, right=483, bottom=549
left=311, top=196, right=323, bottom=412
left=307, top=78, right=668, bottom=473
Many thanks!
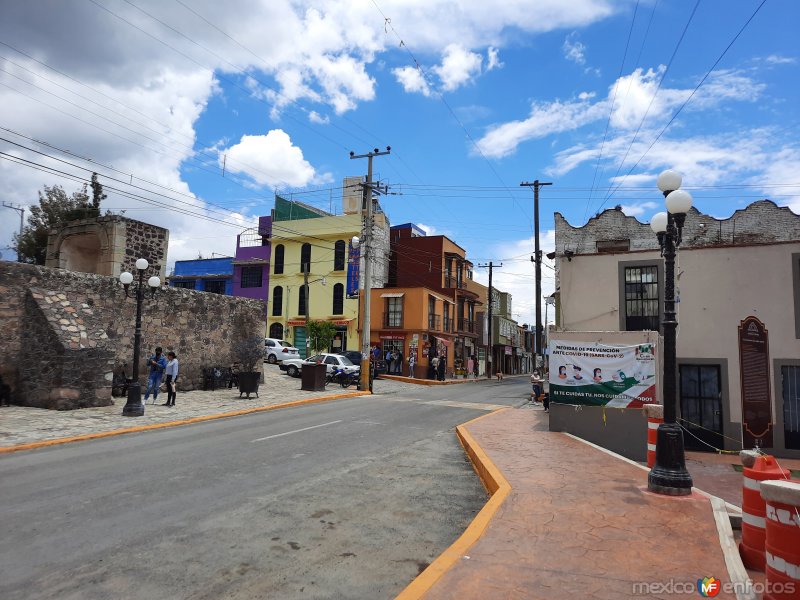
left=1, top=0, right=798, bottom=328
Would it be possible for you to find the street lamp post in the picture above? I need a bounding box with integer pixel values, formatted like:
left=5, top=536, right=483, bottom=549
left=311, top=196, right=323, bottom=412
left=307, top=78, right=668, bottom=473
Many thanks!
left=648, top=170, right=694, bottom=496
left=119, top=258, right=161, bottom=417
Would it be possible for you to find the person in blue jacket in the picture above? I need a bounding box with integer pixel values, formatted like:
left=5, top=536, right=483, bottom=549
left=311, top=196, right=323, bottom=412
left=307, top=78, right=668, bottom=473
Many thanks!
left=143, top=346, right=167, bottom=404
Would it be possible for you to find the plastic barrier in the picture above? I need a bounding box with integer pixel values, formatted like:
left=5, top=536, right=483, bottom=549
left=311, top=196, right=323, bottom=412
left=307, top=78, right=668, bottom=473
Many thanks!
left=643, top=404, right=664, bottom=469
left=760, top=479, right=800, bottom=600
left=739, top=450, right=791, bottom=571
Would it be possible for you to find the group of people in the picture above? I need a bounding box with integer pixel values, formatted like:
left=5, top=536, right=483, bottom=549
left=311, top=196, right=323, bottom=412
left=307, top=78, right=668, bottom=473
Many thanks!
left=143, top=346, right=180, bottom=406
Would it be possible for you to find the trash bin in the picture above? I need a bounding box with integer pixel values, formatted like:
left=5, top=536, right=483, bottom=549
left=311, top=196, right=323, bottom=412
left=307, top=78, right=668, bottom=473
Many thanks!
left=301, top=363, right=327, bottom=391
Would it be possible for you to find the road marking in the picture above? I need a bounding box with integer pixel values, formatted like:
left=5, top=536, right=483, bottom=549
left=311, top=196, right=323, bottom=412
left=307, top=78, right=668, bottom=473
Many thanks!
left=250, top=420, right=343, bottom=443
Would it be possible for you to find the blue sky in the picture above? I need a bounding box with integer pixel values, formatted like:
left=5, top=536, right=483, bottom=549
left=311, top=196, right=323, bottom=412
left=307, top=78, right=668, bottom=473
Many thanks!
left=1, top=0, right=797, bottom=326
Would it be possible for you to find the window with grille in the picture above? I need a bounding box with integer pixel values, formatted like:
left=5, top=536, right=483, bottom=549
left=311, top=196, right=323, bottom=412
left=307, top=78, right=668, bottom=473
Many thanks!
left=298, top=284, right=308, bottom=315
left=624, top=265, right=659, bottom=331
left=301, top=243, right=311, bottom=273
left=332, top=283, right=344, bottom=315
left=386, top=297, right=403, bottom=327
left=173, top=280, right=195, bottom=289
left=272, top=286, right=283, bottom=316
left=334, top=240, right=346, bottom=271
left=204, top=280, right=227, bottom=294
left=274, top=244, right=285, bottom=274
left=240, top=266, right=263, bottom=288
left=269, top=323, right=284, bottom=339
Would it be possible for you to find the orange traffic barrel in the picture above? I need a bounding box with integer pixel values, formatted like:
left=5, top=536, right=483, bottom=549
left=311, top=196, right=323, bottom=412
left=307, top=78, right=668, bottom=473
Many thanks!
left=760, top=479, right=800, bottom=600
left=643, top=404, right=663, bottom=468
left=740, top=450, right=791, bottom=571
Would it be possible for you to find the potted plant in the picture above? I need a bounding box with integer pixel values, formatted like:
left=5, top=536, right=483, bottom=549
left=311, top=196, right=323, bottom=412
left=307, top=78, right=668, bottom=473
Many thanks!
left=232, top=335, right=264, bottom=398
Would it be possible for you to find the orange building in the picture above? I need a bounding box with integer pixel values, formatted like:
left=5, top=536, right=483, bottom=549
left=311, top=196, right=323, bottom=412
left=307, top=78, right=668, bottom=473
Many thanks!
left=368, top=286, right=457, bottom=378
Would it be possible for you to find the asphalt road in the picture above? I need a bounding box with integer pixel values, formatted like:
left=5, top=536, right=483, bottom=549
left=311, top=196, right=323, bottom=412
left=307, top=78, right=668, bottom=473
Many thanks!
left=0, top=377, right=531, bottom=600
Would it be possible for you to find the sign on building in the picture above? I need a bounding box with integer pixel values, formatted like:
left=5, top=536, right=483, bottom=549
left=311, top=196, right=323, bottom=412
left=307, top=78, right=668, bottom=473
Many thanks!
left=548, top=340, right=658, bottom=407
left=346, top=241, right=360, bottom=298
left=739, top=316, right=773, bottom=448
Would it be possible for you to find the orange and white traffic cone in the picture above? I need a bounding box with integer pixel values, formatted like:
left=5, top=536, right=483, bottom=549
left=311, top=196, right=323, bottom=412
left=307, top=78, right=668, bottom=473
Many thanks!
left=740, top=450, right=791, bottom=571
left=760, top=479, right=800, bottom=600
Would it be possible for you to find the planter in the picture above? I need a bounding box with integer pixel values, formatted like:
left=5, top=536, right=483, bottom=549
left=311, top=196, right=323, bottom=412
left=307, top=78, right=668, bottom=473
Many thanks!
left=301, top=363, right=327, bottom=391
left=238, top=371, right=260, bottom=398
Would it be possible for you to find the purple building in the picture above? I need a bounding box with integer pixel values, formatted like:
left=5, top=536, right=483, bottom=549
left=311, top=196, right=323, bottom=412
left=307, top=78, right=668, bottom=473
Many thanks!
left=232, top=216, right=271, bottom=307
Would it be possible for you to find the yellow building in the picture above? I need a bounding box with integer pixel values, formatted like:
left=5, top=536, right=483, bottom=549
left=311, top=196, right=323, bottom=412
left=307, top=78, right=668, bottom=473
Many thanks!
left=266, top=193, right=389, bottom=357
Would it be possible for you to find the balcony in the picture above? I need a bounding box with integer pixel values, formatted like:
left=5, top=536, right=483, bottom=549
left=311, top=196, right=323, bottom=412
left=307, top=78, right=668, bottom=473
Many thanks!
left=443, top=317, right=453, bottom=333
left=428, top=313, right=441, bottom=331
left=383, top=312, right=404, bottom=329
left=444, top=275, right=466, bottom=289
left=457, top=318, right=476, bottom=334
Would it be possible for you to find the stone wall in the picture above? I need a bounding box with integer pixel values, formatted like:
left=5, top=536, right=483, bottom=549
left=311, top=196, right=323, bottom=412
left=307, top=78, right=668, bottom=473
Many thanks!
left=0, top=262, right=264, bottom=409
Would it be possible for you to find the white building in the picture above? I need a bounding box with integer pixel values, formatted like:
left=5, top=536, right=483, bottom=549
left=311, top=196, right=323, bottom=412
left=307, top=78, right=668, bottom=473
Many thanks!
left=553, top=200, right=800, bottom=458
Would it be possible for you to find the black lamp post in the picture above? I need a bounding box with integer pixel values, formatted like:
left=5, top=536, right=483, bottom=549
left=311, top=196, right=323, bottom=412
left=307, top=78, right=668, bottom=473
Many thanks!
left=648, top=170, right=694, bottom=495
left=119, top=258, right=161, bottom=417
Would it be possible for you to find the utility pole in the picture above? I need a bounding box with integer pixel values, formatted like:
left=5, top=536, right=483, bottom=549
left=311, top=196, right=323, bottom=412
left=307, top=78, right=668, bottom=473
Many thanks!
left=350, top=146, right=391, bottom=392
left=520, top=180, right=552, bottom=371
left=304, top=268, right=310, bottom=358
left=478, top=261, right=502, bottom=378
left=2, top=202, right=25, bottom=262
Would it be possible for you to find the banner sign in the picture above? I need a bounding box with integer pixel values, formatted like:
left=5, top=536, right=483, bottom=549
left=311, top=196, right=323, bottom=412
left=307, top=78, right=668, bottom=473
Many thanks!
left=346, top=242, right=360, bottom=298
left=548, top=340, right=658, bottom=407
left=739, top=316, right=773, bottom=448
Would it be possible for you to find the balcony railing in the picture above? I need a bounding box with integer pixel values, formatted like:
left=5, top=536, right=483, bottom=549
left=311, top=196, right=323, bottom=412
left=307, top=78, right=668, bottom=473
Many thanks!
left=444, top=275, right=466, bottom=289
left=443, top=317, right=453, bottom=332
left=428, top=313, right=441, bottom=331
left=457, top=318, right=475, bottom=334
left=383, top=312, right=404, bottom=328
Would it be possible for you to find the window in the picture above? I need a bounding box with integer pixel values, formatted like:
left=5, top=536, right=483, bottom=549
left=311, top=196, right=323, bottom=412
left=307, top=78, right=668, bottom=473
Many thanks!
left=240, top=265, right=263, bottom=288
left=332, top=283, right=344, bottom=315
left=334, top=240, right=346, bottom=271
left=782, top=365, right=800, bottom=450
left=269, top=323, right=283, bottom=340
left=274, top=244, right=285, bottom=274
left=623, top=265, right=660, bottom=331
left=298, top=284, right=308, bottom=315
left=173, top=280, right=195, bottom=289
left=301, top=243, right=311, bottom=273
left=272, top=286, right=283, bottom=316
left=203, top=280, right=226, bottom=294
left=386, top=297, right=403, bottom=327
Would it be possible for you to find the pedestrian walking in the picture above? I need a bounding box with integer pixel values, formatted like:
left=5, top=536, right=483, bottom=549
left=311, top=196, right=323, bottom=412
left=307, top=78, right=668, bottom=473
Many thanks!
left=430, top=355, right=439, bottom=380
left=408, top=352, right=416, bottom=378
left=143, top=346, right=167, bottom=404
left=396, top=349, right=403, bottom=375
left=467, top=356, right=474, bottom=379
left=472, top=355, right=479, bottom=379
left=163, top=351, right=179, bottom=406
left=437, top=355, right=446, bottom=381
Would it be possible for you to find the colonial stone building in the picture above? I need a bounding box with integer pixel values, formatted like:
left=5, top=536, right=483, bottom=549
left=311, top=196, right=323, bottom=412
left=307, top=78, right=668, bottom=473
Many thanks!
left=553, top=200, right=800, bottom=457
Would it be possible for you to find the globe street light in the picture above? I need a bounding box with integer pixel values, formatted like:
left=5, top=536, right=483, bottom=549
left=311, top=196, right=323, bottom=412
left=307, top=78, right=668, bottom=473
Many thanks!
left=119, top=258, right=161, bottom=417
left=648, top=170, right=694, bottom=496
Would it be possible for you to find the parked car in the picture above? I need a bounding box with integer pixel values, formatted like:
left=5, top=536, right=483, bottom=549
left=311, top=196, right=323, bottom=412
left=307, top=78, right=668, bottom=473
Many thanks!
left=337, top=351, right=387, bottom=377
left=264, top=338, right=300, bottom=364
left=280, top=353, right=360, bottom=378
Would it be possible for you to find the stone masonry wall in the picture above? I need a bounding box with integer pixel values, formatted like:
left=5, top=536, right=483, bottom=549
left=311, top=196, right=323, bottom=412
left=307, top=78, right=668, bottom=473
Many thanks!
left=120, top=217, right=169, bottom=280
left=555, top=200, right=800, bottom=256
left=0, top=262, right=264, bottom=408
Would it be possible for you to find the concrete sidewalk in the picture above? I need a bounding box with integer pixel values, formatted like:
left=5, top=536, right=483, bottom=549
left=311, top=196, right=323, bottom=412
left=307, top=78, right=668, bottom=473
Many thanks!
left=406, top=407, right=745, bottom=600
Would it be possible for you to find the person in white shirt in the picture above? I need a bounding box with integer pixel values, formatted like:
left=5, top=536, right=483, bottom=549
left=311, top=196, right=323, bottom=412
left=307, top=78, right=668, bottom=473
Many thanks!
left=163, top=351, right=179, bottom=407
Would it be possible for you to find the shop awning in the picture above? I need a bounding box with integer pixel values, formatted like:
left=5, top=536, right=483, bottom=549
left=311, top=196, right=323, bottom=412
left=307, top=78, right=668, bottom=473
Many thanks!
left=380, top=292, right=405, bottom=298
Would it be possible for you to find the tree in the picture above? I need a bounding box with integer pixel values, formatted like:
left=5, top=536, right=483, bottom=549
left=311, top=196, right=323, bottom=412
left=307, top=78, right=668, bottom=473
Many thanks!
left=14, top=174, right=103, bottom=264
left=307, top=320, right=337, bottom=355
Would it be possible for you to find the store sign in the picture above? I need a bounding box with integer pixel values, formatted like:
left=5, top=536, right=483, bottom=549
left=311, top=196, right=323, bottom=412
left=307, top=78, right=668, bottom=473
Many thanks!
left=548, top=340, right=658, bottom=408
left=346, top=242, right=360, bottom=298
left=380, top=334, right=405, bottom=340
left=739, top=316, right=773, bottom=448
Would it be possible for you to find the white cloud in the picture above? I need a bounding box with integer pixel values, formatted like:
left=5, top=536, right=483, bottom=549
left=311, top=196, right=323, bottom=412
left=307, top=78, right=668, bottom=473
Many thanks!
left=308, top=111, right=329, bottom=124
left=392, top=66, right=431, bottom=97
left=221, top=129, right=322, bottom=188
left=764, top=54, right=797, bottom=65
left=433, top=44, right=483, bottom=92
left=486, top=47, right=503, bottom=71
left=562, top=32, right=586, bottom=65
left=619, top=201, right=658, bottom=217
left=416, top=223, right=438, bottom=236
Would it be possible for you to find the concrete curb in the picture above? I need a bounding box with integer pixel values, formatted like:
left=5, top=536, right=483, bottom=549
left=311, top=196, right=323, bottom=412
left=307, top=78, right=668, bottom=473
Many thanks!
left=380, top=374, right=529, bottom=386
left=0, top=390, right=371, bottom=454
left=395, top=408, right=511, bottom=600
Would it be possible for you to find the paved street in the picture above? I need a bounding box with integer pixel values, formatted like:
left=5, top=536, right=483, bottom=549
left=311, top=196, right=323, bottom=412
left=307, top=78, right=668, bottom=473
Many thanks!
left=0, top=376, right=532, bottom=600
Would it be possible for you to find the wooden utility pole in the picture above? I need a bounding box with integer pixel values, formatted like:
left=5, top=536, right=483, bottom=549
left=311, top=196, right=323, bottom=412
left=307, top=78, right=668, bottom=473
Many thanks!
left=520, top=180, right=552, bottom=370
left=478, top=261, right=502, bottom=378
left=350, top=147, right=390, bottom=392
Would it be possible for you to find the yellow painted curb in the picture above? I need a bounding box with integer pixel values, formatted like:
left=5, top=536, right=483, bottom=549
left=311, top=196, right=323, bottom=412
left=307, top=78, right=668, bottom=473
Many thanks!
left=379, top=375, right=480, bottom=386
left=395, top=408, right=512, bottom=600
left=0, top=390, right=371, bottom=454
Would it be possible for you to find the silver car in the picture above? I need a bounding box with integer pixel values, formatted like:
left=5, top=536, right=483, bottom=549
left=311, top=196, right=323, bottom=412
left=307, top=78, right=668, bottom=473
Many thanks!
left=280, top=353, right=360, bottom=378
left=264, top=338, right=300, bottom=364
